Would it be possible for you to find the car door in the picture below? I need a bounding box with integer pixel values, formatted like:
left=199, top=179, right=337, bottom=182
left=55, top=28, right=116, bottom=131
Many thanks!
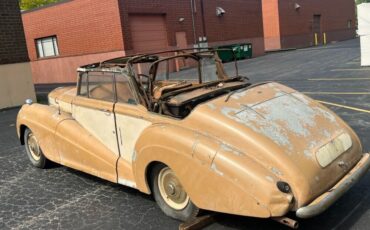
left=55, top=71, right=119, bottom=183
left=114, top=73, right=152, bottom=188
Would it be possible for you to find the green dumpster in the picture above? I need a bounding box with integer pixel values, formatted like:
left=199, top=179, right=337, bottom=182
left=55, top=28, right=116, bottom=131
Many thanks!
left=241, top=43, right=253, bottom=59
left=217, top=43, right=253, bottom=62
left=217, top=46, right=234, bottom=63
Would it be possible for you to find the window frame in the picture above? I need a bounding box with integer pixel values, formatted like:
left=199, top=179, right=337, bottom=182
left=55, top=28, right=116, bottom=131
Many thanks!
left=35, top=36, right=59, bottom=58
left=77, top=71, right=141, bottom=105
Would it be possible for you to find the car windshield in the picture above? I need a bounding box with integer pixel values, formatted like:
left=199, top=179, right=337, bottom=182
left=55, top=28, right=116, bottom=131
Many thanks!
left=154, top=51, right=237, bottom=83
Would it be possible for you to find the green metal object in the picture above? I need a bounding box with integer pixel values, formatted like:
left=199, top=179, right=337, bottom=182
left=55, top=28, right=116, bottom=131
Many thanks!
left=217, top=43, right=252, bottom=62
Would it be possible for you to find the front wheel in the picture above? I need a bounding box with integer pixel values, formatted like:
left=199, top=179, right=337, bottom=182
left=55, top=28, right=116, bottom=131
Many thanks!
left=150, top=163, right=199, bottom=222
left=24, top=128, right=48, bottom=168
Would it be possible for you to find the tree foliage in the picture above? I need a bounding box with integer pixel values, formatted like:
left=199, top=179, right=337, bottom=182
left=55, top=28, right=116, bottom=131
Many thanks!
left=356, top=0, right=370, bottom=4
left=19, top=0, right=60, bottom=11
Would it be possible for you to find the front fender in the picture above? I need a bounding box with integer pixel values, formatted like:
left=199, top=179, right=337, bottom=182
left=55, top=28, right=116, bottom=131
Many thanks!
left=16, top=103, right=70, bottom=163
left=133, top=124, right=292, bottom=218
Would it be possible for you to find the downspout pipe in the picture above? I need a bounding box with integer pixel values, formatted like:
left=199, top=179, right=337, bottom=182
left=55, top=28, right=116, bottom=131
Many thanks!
left=200, top=0, right=207, bottom=39
left=190, top=0, right=197, bottom=45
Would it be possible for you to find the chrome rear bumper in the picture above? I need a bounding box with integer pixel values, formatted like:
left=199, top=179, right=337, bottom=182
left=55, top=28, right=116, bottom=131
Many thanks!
left=296, top=153, right=370, bottom=219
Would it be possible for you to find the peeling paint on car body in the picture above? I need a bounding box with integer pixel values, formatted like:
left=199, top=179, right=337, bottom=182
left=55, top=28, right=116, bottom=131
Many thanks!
left=211, top=162, right=224, bottom=176
left=183, top=81, right=365, bottom=210
left=206, top=103, right=217, bottom=110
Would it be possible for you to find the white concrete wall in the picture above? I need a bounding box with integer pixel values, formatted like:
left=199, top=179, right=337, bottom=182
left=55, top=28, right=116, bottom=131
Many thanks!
left=358, top=3, right=370, bottom=66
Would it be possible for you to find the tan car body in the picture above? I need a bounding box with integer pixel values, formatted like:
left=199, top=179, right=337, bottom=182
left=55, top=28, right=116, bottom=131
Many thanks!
left=17, top=51, right=370, bottom=222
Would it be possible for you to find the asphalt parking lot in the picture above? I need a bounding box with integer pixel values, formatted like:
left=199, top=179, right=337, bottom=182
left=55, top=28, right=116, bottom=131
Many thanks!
left=1, top=38, right=369, bottom=230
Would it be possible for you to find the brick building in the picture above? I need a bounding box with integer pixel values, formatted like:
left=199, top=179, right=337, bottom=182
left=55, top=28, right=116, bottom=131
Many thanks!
left=0, top=0, right=36, bottom=109
left=22, top=0, right=264, bottom=84
left=22, top=0, right=357, bottom=84
left=262, top=0, right=356, bottom=51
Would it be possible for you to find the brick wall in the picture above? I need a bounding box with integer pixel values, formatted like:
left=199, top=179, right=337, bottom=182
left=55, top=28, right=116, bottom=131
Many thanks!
left=278, top=0, right=356, bottom=49
left=201, top=0, right=263, bottom=43
left=119, top=0, right=264, bottom=54
left=22, top=0, right=264, bottom=60
left=0, top=0, right=29, bottom=65
left=22, top=0, right=125, bottom=61
left=23, top=0, right=265, bottom=84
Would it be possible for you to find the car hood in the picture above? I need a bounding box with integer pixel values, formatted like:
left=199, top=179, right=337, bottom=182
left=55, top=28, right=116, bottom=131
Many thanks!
left=183, top=82, right=363, bottom=207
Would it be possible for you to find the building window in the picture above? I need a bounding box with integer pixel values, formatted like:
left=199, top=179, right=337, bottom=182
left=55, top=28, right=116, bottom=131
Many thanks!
left=36, top=36, right=59, bottom=58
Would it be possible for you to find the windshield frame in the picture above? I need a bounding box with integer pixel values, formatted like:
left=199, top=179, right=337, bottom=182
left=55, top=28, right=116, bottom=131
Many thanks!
left=150, top=54, right=202, bottom=83
left=148, top=49, right=239, bottom=84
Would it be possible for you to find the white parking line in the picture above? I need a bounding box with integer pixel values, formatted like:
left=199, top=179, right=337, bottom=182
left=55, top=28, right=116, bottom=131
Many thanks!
left=304, top=92, right=370, bottom=95
left=308, top=78, right=370, bottom=81
left=317, top=100, right=370, bottom=114
left=331, top=68, right=370, bottom=72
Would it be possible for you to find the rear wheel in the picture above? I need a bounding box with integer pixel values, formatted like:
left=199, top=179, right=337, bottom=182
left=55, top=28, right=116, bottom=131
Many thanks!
left=151, top=163, right=199, bottom=222
left=24, top=128, right=48, bottom=168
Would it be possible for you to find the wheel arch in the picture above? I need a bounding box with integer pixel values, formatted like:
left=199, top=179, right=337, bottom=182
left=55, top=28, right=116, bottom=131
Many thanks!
left=144, top=160, right=164, bottom=194
left=132, top=124, right=274, bottom=218
left=19, top=124, right=28, bottom=145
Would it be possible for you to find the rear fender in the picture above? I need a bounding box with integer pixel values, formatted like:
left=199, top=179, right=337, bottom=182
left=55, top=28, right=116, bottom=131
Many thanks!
left=133, top=124, right=289, bottom=218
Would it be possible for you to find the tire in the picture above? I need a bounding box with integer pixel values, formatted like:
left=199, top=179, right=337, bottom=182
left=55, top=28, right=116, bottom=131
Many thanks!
left=24, top=128, right=48, bottom=168
left=150, top=163, right=199, bottom=222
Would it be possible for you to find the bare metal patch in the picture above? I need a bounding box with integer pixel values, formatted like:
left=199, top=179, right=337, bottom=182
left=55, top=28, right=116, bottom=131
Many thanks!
left=271, top=167, right=283, bottom=176
left=219, top=83, right=344, bottom=160
left=316, top=107, right=337, bottom=123
left=191, top=139, right=200, bottom=156
left=211, top=162, right=224, bottom=176
left=221, top=105, right=292, bottom=149
left=230, top=89, right=248, bottom=100
left=220, top=144, right=243, bottom=156
left=254, top=95, right=316, bottom=138
left=304, top=150, right=312, bottom=158
left=206, top=103, right=217, bottom=110
left=132, top=150, right=137, bottom=162
left=291, top=92, right=310, bottom=105
left=118, top=178, right=137, bottom=188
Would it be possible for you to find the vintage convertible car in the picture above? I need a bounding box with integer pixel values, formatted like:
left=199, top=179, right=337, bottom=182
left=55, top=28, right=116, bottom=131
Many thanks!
left=17, top=49, right=369, bottom=228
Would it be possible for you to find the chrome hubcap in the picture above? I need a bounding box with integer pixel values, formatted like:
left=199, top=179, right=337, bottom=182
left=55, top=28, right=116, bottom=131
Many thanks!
left=27, top=132, right=41, bottom=161
left=158, top=167, right=189, bottom=210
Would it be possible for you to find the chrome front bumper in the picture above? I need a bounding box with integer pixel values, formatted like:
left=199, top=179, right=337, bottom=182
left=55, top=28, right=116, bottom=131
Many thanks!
left=296, top=153, right=370, bottom=219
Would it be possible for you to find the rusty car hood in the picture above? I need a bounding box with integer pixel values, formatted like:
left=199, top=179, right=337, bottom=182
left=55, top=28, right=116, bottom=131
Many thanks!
left=183, top=82, right=363, bottom=207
